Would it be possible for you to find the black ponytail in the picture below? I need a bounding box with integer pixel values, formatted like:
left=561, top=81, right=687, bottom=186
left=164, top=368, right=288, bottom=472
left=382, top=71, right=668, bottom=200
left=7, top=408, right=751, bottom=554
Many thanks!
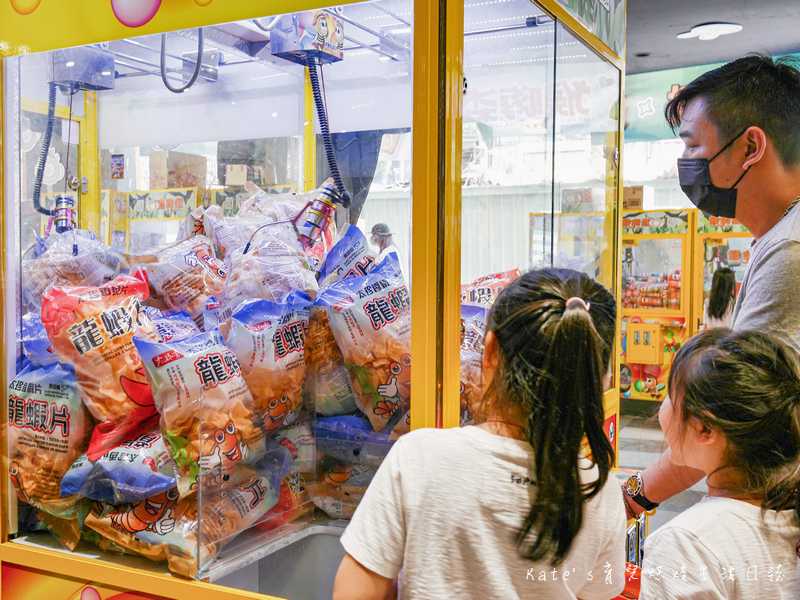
left=486, top=268, right=616, bottom=565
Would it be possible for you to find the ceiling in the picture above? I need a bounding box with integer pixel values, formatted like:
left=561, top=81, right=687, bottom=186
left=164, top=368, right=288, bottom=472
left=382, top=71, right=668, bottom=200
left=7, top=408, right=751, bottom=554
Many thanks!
left=626, top=0, right=800, bottom=75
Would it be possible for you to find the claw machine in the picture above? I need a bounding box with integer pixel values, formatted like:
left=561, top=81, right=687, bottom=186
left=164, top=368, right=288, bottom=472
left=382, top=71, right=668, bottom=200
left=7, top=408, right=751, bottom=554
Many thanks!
left=619, top=210, right=693, bottom=402
left=1, top=0, right=627, bottom=599
left=693, top=212, right=753, bottom=332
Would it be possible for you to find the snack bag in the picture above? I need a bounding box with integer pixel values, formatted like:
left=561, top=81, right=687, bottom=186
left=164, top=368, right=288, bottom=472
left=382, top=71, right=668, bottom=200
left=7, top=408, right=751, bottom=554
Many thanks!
left=141, top=236, right=227, bottom=327
left=460, top=269, right=521, bottom=307
left=220, top=223, right=318, bottom=323
left=256, top=472, right=313, bottom=532
left=40, top=273, right=157, bottom=444
left=22, top=229, right=120, bottom=310
left=180, top=206, right=208, bottom=239
left=317, top=224, right=378, bottom=287
left=460, top=304, right=489, bottom=426
left=8, top=360, right=92, bottom=519
left=152, top=311, right=201, bottom=343
left=308, top=459, right=377, bottom=519
left=140, top=305, right=167, bottom=321
left=85, top=468, right=279, bottom=578
left=19, top=312, right=57, bottom=365
left=304, top=306, right=359, bottom=416
left=61, top=425, right=177, bottom=504
left=202, top=205, right=271, bottom=264
left=37, top=509, right=86, bottom=551
left=133, top=328, right=265, bottom=496
left=203, top=296, right=221, bottom=332
left=315, top=415, right=394, bottom=466
left=227, top=291, right=312, bottom=432
left=316, top=254, right=411, bottom=435
left=264, top=422, right=315, bottom=475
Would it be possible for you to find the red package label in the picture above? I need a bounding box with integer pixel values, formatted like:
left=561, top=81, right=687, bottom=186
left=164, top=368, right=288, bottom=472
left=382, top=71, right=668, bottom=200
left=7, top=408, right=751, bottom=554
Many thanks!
left=153, top=350, right=184, bottom=368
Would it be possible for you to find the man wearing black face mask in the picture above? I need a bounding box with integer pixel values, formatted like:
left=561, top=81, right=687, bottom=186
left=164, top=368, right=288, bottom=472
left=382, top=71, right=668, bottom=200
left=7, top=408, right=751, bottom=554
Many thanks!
left=622, top=54, right=800, bottom=521
left=668, top=55, right=800, bottom=342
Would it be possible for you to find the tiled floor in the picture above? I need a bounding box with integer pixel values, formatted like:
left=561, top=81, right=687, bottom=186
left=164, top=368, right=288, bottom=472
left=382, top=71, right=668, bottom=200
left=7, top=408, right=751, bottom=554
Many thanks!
left=618, top=413, right=707, bottom=533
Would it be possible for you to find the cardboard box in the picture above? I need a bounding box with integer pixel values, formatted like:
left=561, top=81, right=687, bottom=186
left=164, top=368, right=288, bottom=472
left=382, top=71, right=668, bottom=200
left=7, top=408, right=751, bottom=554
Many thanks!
left=561, top=187, right=604, bottom=213
left=623, top=185, right=654, bottom=211
left=149, top=151, right=207, bottom=189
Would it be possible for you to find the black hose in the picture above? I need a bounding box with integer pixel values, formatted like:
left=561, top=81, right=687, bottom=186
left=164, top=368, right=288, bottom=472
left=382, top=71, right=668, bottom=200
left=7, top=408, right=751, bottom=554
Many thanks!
left=307, top=59, right=350, bottom=207
left=32, top=82, right=56, bottom=216
left=161, top=28, right=204, bottom=94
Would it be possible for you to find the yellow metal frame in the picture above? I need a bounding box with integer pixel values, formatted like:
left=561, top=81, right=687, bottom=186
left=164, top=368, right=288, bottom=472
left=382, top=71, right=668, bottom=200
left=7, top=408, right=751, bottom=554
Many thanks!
left=303, top=70, right=317, bottom=192
left=410, top=0, right=442, bottom=431
left=80, top=91, right=101, bottom=233
left=0, top=0, right=625, bottom=595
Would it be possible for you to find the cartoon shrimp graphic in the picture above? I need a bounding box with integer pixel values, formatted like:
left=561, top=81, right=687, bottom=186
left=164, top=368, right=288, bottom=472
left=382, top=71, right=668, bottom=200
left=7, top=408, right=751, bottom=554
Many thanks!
left=263, top=392, right=291, bottom=433
left=198, top=420, right=249, bottom=481
left=120, top=367, right=155, bottom=408
left=9, top=462, right=29, bottom=503
left=184, top=244, right=227, bottom=278
left=110, top=489, right=178, bottom=535
left=324, top=464, right=353, bottom=487
left=376, top=353, right=411, bottom=408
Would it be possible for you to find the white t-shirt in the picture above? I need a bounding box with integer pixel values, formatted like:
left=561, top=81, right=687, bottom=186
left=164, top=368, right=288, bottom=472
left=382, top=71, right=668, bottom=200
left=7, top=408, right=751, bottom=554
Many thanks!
left=640, top=496, right=800, bottom=599
left=340, top=426, right=626, bottom=600
left=703, top=298, right=734, bottom=330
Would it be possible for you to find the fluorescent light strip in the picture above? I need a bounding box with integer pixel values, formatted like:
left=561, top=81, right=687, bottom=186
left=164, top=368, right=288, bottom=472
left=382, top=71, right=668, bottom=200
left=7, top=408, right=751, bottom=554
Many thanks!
left=465, top=0, right=518, bottom=7
left=466, top=53, right=587, bottom=67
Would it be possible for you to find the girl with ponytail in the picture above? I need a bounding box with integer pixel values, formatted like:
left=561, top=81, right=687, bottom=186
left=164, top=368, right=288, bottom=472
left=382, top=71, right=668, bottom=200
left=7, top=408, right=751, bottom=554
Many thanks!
left=641, top=329, right=800, bottom=600
left=334, top=269, right=626, bottom=600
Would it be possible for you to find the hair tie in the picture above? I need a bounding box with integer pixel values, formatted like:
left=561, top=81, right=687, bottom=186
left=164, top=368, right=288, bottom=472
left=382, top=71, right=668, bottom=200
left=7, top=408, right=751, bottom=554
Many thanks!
left=565, top=297, right=591, bottom=311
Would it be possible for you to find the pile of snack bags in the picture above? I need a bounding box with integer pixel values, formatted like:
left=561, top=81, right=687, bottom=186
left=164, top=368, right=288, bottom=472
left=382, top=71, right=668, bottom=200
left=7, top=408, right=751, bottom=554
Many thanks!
left=621, top=271, right=681, bottom=309
left=10, top=180, right=515, bottom=578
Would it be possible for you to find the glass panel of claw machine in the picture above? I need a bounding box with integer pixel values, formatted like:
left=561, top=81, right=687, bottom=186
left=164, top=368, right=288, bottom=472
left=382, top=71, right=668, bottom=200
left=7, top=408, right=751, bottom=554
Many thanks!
left=695, top=212, right=753, bottom=332
left=5, top=1, right=414, bottom=597
left=619, top=211, right=690, bottom=403
left=459, top=1, right=557, bottom=428
left=458, top=1, right=621, bottom=434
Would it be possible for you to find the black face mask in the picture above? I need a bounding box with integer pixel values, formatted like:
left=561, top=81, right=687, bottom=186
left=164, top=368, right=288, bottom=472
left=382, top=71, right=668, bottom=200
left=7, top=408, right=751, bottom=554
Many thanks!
left=676, top=128, right=749, bottom=218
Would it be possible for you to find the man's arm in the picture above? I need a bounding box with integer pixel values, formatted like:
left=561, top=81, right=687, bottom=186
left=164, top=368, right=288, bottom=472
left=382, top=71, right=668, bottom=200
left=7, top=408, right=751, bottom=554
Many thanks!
left=333, top=553, right=397, bottom=600
left=624, top=448, right=705, bottom=517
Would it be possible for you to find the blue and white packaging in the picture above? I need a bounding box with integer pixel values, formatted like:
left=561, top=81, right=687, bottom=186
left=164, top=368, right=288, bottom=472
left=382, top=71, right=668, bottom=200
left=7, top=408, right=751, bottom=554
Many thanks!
left=316, top=253, right=411, bottom=436
left=61, top=428, right=177, bottom=504
left=152, top=311, right=201, bottom=342
left=460, top=304, right=489, bottom=426
left=227, top=291, right=313, bottom=433
left=317, top=225, right=378, bottom=287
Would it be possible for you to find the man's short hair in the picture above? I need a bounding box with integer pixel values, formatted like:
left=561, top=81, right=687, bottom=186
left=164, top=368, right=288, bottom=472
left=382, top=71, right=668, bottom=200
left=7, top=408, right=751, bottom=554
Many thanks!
left=665, top=54, right=800, bottom=167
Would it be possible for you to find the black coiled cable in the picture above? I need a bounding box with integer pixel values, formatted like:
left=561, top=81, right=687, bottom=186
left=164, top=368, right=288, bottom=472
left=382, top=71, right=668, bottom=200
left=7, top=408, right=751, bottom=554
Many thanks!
left=32, top=81, right=57, bottom=216
left=307, top=58, right=350, bottom=207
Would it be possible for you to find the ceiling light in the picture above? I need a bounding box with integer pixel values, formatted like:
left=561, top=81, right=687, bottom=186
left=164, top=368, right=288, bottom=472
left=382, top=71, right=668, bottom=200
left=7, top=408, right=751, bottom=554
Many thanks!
left=65, top=61, right=75, bottom=67
left=677, top=22, right=742, bottom=41
left=634, top=52, right=650, bottom=58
